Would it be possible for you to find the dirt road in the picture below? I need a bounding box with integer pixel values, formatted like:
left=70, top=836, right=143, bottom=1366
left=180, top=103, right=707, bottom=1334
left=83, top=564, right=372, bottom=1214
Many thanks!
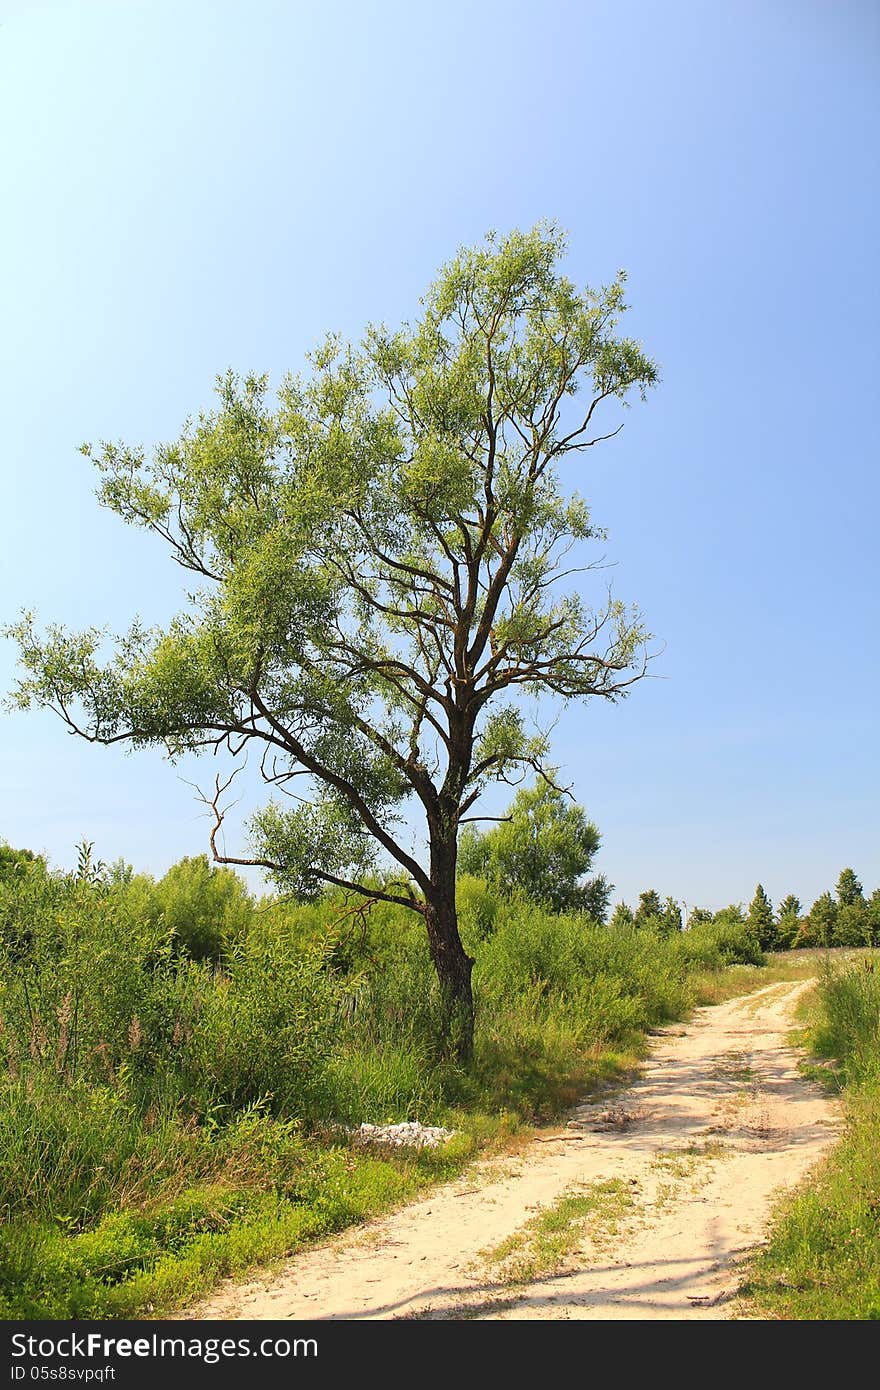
left=194, top=979, right=839, bottom=1320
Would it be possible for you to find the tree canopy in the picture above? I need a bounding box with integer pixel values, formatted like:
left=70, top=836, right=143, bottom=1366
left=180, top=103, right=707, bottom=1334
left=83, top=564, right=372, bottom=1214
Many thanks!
left=0, top=842, right=44, bottom=884
left=748, top=883, right=775, bottom=950
left=6, top=223, right=658, bottom=1057
left=457, top=781, right=612, bottom=919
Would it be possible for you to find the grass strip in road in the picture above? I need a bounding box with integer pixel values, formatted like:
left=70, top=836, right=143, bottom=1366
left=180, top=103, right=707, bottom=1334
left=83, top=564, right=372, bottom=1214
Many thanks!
left=476, top=1178, right=636, bottom=1287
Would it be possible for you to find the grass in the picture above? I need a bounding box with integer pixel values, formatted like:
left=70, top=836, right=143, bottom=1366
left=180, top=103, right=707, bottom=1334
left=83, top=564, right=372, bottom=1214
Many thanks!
left=741, top=1085, right=880, bottom=1319
left=649, top=1141, right=730, bottom=1212
left=475, top=1179, right=637, bottom=1286
left=0, top=1131, right=481, bottom=1320
left=651, top=1140, right=730, bottom=1178
left=710, top=1052, right=756, bottom=1084
left=739, top=954, right=880, bottom=1320
left=0, top=866, right=857, bottom=1321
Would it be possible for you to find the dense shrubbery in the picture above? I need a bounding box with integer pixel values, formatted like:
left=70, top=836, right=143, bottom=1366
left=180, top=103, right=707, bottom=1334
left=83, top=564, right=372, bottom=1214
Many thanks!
left=0, top=833, right=868, bottom=1318
left=0, top=844, right=761, bottom=1162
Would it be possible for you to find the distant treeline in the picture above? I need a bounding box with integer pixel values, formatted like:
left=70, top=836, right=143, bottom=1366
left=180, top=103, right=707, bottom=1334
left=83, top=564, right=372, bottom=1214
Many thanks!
left=609, top=869, right=879, bottom=951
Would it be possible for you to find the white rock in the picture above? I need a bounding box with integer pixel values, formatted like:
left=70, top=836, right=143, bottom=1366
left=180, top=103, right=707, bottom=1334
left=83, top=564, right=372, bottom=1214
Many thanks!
left=347, top=1120, right=455, bottom=1149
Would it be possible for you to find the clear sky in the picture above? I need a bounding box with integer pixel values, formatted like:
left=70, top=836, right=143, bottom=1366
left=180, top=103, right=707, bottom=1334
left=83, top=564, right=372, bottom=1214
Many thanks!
left=1, top=0, right=877, bottom=913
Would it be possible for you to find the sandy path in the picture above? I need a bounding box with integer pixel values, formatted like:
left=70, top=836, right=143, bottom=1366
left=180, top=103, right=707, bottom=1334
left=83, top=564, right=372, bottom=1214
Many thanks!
left=194, top=980, right=839, bottom=1321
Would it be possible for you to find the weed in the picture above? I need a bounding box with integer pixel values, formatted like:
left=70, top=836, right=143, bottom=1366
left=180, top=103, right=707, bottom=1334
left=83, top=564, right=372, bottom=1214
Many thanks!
left=476, top=1179, right=636, bottom=1286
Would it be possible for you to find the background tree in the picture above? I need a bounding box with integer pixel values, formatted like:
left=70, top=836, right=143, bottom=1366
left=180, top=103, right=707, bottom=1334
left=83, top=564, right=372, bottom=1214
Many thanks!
left=832, top=899, right=871, bottom=947
left=712, top=904, right=746, bottom=934
left=608, top=901, right=635, bottom=930
left=0, top=842, right=45, bottom=884
left=836, top=868, right=864, bottom=908
left=153, top=855, right=255, bottom=961
left=776, top=893, right=801, bottom=920
left=457, top=780, right=612, bottom=919
left=686, top=907, right=713, bottom=928
left=6, top=225, right=657, bottom=1060
left=775, top=893, right=801, bottom=950
left=660, top=896, right=683, bottom=935
left=633, top=889, right=662, bottom=926
left=632, top=889, right=680, bottom=936
left=800, top=891, right=838, bottom=948
left=831, top=870, right=869, bottom=947
left=866, top=890, right=880, bottom=948
left=748, top=883, right=775, bottom=951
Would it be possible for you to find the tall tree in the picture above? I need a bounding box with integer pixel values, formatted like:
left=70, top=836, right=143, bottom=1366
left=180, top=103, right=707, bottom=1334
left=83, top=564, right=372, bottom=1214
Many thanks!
left=633, top=889, right=662, bottom=926
left=5, top=225, right=657, bottom=1060
left=775, top=893, right=801, bottom=949
left=776, top=893, right=801, bottom=921
left=832, top=870, right=868, bottom=947
left=835, top=868, right=864, bottom=908
left=748, top=883, right=774, bottom=950
left=805, top=891, right=837, bottom=947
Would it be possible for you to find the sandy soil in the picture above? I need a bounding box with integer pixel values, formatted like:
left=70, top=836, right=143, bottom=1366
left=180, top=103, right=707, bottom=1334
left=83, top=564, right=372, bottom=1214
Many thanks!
left=193, top=980, right=839, bottom=1321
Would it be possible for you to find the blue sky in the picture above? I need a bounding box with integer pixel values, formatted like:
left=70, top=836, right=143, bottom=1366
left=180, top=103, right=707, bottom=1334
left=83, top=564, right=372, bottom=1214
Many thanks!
left=1, top=0, right=877, bottom=913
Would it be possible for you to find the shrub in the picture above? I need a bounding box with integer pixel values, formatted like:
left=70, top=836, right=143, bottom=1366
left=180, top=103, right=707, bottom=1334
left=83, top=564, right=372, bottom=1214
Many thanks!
left=813, top=958, right=880, bottom=1082
left=181, top=927, right=341, bottom=1119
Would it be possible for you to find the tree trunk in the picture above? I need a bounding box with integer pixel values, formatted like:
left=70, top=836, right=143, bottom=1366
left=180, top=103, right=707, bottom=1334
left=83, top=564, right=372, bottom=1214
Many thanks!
left=425, top=833, right=475, bottom=1063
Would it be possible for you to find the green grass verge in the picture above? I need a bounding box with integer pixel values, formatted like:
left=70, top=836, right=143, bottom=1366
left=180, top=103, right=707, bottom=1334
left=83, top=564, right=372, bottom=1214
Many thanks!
left=0, top=1133, right=479, bottom=1320
left=1, top=929, right=853, bottom=1320
left=739, top=954, right=880, bottom=1320
left=741, top=1081, right=880, bottom=1319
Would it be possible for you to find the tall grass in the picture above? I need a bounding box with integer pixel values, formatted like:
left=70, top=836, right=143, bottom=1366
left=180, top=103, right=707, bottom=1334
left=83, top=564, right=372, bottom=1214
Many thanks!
left=744, top=956, right=880, bottom=1319
left=812, top=957, right=880, bottom=1082
left=0, top=862, right=765, bottom=1317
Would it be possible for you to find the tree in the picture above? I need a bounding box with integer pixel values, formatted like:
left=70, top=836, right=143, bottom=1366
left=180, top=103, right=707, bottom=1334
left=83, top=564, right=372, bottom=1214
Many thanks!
left=5, top=225, right=657, bottom=1060
left=832, top=900, right=870, bottom=947
left=775, top=893, right=801, bottom=949
left=830, top=871, right=868, bottom=947
left=0, top=842, right=45, bottom=884
left=776, top=893, right=801, bottom=921
left=154, top=854, right=255, bottom=961
left=633, top=889, right=662, bottom=926
left=866, top=889, right=880, bottom=947
left=713, top=904, right=746, bottom=931
left=661, top=896, right=682, bottom=935
left=632, top=889, right=680, bottom=936
left=748, top=883, right=775, bottom=951
left=608, top=901, right=635, bottom=930
left=802, top=891, right=837, bottom=947
left=457, top=780, right=612, bottom=918
left=835, top=867, right=864, bottom=908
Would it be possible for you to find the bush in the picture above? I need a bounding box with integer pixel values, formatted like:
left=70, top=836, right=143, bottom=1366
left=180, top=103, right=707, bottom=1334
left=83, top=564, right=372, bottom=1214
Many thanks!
left=456, top=874, right=501, bottom=943
left=813, top=958, right=880, bottom=1082
left=153, top=856, right=255, bottom=961
left=682, top=915, right=764, bottom=969
left=181, top=927, right=341, bottom=1119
